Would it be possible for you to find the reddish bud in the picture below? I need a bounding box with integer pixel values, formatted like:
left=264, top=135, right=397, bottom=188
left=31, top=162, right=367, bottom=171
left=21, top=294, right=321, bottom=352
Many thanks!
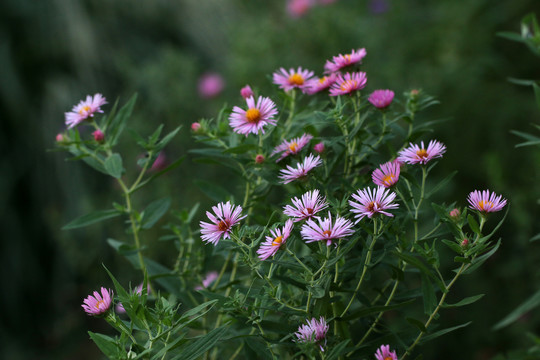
left=313, top=142, right=325, bottom=154
left=92, top=129, right=104, bottom=142
left=461, top=238, right=469, bottom=247
left=56, top=133, right=64, bottom=142
left=449, top=208, right=460, bottom=219
left=255, top=154, right=265, bottom=164
left=191, top=122, right=201, bottom=132
left=240, top=85, right=254, bottom=99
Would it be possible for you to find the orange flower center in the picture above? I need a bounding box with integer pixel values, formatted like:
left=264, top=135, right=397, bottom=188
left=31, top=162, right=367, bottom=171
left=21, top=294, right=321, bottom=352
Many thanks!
left=306, top=208, right=314, bottom=214
left=478, top=200, right=493, bottom=210
left=79, top=105, right=91, bottom=115
left=382, top=174, right=396, bottom=186
left=289, top=73, right=304, bottom=86
left=344, top=54, right=351, bottom=62
left=416, top=149, right=428, bottom=158
left=288, top=142, right=299, bottom=153
left=218, top=220, right=229, bottom=232
left=322, top=230, right=332, bottom=237
left=341, top=80, right=357, bottom=91
left=245, top=108, right=261, bottom=123
left=272, top=236, right=283, bottom=247
left=367, top=201, right=376, bottom=212
left=318, top=76, right=327, bottom=84
left=95, top=299, right=105, bottom=309
left=384, top=357, right=393, bottom=360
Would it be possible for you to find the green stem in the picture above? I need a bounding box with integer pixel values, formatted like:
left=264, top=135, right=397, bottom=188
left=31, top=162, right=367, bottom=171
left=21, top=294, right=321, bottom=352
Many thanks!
left=211, top=252, right=232, bottom=291
left=286, top=248, right=313, bottom=275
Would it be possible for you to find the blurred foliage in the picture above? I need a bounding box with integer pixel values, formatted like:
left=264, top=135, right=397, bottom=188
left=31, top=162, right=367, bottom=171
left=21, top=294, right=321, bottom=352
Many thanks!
left=1, top=0, right=540, bottom=359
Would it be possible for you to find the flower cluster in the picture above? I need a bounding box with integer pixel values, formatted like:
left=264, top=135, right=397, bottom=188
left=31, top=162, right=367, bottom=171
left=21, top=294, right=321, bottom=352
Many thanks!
left=294, top=317, right=329, bottom=351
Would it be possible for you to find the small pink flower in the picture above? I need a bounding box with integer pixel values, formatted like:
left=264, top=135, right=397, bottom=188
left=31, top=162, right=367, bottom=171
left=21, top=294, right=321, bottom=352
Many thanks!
left=294, top=317, right=329, bottom=351
left=329, top=72, right=367, bottom=96
left=257, top=219, right=293, bottom=260
left=195, top=271, right=219, bottom=290
left=65, top=93, right=107, bottom=129
left=349, top=186, right=399, bottom=223
left=200, top=201, right=247, bottom=245
left=283, top=189, right=329, bottom=222
left=301, top=212, right=354, bottom=246
left=150, top=152, right=167, bottom=172
left=191, top=122, right=202, bottom=132
left=240, top=85, right=254, bottom=99
left=198, top=72, right=224, bottom=99
left=92, top=129, right=104, bottom=142
left=368, top=89, right=395, bottom=109
left=374, top=344, right=398, bottom=360
left=229, top=96, right=279, bottom=136
left=324, top=48, right=367, bottom=74
left=305, top=73, right=337, bottom=94
left=272, top=133, right=313, bottom=162
left=313, top=142, right=325, bottom=154
left=398, top=140, right=446, bottom=165
left=449, top=208, right=461, bottom=219
left=82, top=287, right=113, bottom=316
left=372, top=160, right=400, bottom=188
left=461, top=238, right=469, bottom=247
left=279, top=154, right=322, bottom=184
left=56, top=133, right=65, bottom=142
left=255, top=154, right=265, bottom=164
left=273, top=67, right=315, bottom=93
left=287, top=0, right=314, bottom=18
left=467, top=190, right=507, bottom=213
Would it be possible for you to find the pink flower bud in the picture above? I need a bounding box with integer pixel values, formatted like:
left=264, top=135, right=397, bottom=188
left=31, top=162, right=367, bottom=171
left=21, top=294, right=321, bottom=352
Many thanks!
left=240, top=85, right=254, bottom=99
left=449, top=208, right=460, bottom=219
left=92, top=129, right=104, bottom=142
left=191, top=122, right=201, bottom=132
left=461, top=238, right=469, bottom=247
left=255, top=154, right=265, bottom=164
left=313, top=142, right=325, bottom=154
left=198, top=72, right=224, bottom=99
left=56, top=133, right=64, bottom=142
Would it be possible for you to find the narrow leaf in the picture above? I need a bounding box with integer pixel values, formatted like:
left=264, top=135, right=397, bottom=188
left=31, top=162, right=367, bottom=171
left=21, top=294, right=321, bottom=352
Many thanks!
left=194, top=180, right=229, bottom=202
left=88, top=332, right=122, bottom=358
left=421, top=273, right=437, bottom=315
left=63, top=209, right=121, bottom=230
left=467, top=214, right=481, bottom=235
left=141, top=198, right=171, bottom=229
left=420, top=322, right=471, bottom=343
left=443, top=294, right=484, bottom=308
left=493, top=289, right=540, bottom=330
left=172, top=325, right=229, bottom=360
left=104, top=153, right=123, bottom=179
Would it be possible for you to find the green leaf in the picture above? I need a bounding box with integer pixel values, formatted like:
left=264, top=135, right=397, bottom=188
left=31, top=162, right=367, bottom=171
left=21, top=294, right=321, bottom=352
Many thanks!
left=463, top=239, right=501, bottom=274
left=443, top=294, right=484, bottom=308
left=194, top=180, right=229, bottom=202
left=63, top=209, right=121, bottom=230
left=421, top=273, right=437, bottom=315
left=530, top=232, right=540, bottom=242
left=223, top=144, right=258, bottom=154
left=493, top=289, right=540, bottom=330
left=454, top=256, right=471, bottom=263
left=154, top=126, right=182, bottom=153
left=141, top=198, right=171, bottom=229
left=442, top=239, right=463, bottom=254
left=341, top=299, right=415, bottom=321
left=88, top=332, right=122, bottom=358
left=172, top=325, right=229, bottom=360
left=420, top=322, right=471, bottom=343
left=467, top=214, right=481, bottom=235
left=393, top=251, right=445, bottom=291
left=533, top=83, right=540, bottom=112
left=426, top=170, right=457, bottom=198
left=108, top=94, right=137, bottom=146
left=104, top=153, right=123, bottom=179
left=326, top=340, right=351, bottom=360
left=244, top=337, right=273, bottom=360
left=406, top=317, right=427, bottom=332
left=131, top=156, right=185, bottom=193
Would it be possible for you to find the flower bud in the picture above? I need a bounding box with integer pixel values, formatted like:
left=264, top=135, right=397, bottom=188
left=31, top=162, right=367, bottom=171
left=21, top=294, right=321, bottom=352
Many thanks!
left=313, top=142, right=325, bottom=154
left=449, top=208, right=460, bottom=219
left=255, top=154, right=265, bottom=164
left=240, top=85, right=254, bottom=99
left=191, top=122, right=201, bottom=132
left=92, top=129, right=104, bottom=142
left=461, top=238, right=469, bottom=247
left=56, top=133, right=64, bottom=142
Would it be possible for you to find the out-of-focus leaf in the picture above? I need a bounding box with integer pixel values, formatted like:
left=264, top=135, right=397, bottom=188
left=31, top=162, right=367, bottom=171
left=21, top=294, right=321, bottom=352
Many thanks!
left=63, top=209, right=121, bottom=230
left=442, top=239, right=463, bottom=254
left=420, top=322, right=471, bottom=343
left=154, top=126, right=181, bottom=153
left=244, top=337, right=273, bottom=360
left=194, top=180, right=229, bottom=202
left=493, top=289, right=540, bottom=330
left=425, top=171, right=457, bottom=198
left=394, top=252, right=445, bottom=291
left=442, top=294, right=484, bottom=308
left=172, top=325, right=229, bottom=360
left=454, top=256, right=471, bottom=264
left=88, top=332, right=122, bottom=359
left=223, top=144, right=258, bottom=154
left=108, top=94, right=137, bottom=146
left=104, top=153, right=123, bottom=179
left=132, top=156, right=185, bottom=193
left=141, top=198, right=171, bottom=229
left=341, top=299, right=415, bottom=321
left=421, top=273, right=437, bottom=315
left=406, top=317, right=427, bottom=333
left=467, top=214, right=480, bottom=235
left=463, top=239, right=501, bottom=274
left=326, top=340, right=351, bottom=360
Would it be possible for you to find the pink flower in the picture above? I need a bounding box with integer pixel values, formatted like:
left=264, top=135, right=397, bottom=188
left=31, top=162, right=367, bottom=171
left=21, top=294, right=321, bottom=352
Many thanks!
left=195, top=271, right=219, bottom=290
left=305, top=73, right=337, bottom=94
left=283, top=189, right=329, bottom=222
left=56, top=133, right=64, bottom=142
left=200, top=201, right=247, bottom=245
left=273, top=67, right=315, bottom=93
left=92, top=129, right=104, bottom=142
left=301, top=212, right=354, bottom=246
left=294, top=317, right=329, bottom=351
left=191, top=122, right=202, bottom=132
left=65, top=93, right=107, bottom=129
left=150, top=152, right=167, bottom=172
left=375, top=344, right=398, bottom=360
left=398, top=140, right=446, bottom=165
left=272, top=133, right=313, bottom=162
left=257, top=219, right=293, bottom=260
left=372, top=160, right=400, bottom=188
left=324, top=48, right=367, bottom=74
left=116, top=282, right=151, bottom=314
left=255, top=154, right=265, bottom=164
left=329, top=72, right=367, bottom=96
left=82, top=287, right=113, bottom=316
left=349, top=186, right=399, bottom=223
left=287, top=0, right=314, bottom=18
left=279, top=154, right=322, bottom=184
left=240, top=85, right=254, bottom=99
left=229, top=96, right=278, bottom=136
left=467, top=190, right=507, bottom=213
left=198, top=72, right=224, bottom=99
left=368, top=89, right=395, bottom=109
left=313, top=142, right=325, bottom=154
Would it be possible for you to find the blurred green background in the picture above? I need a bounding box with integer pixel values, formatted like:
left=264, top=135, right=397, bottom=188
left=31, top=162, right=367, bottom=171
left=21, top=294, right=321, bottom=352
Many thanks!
left=2, top=0, right=540, bottom=358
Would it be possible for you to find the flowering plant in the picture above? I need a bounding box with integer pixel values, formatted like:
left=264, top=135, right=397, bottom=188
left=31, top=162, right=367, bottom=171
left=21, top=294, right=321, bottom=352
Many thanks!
left=55, top=47, right=507, bottom=359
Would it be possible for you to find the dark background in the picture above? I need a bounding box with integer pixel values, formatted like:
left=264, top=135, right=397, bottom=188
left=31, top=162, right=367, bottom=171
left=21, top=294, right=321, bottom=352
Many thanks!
left=1, top=0, right=540, bottom=358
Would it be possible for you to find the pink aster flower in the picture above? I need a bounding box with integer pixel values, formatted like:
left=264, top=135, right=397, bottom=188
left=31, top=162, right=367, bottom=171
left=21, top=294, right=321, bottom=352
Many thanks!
left=272, top=133, right=313, bottom=162
left=372, top=160, right=400, bottom=188
left=279, top=154, right=322, bottom=184
left=324, top=48, right=367, bottom=73
left=375, top=344, right=398, bottom=360
left=294, top=317, right=329, bottom=351
left=301, top=212, right=354, bottom=246
left=65, top=93, right=107, bottom=129
left=305, top=73, right=337, bottom=94
left=200, top=201, right=247, bottom=245
left=467, top=190, right=507, bottom=213
left=349, top=186, right=399, bottom=223
left=195, top=271, right=219, bottom=291
left=229, top=96, right=278, bottom=136
left=329, top=72, right=367, bottom=96
left=198, top=72, right=224, bottom=99
left=257, top=219, right=293, bottom=260
left=398, top=140, right=446, bottom=165
left=240, top=85, right=254, bottom=99
left=273, top=67, right=315, bottom=93
left=368, top=89, right=395, bottom=109
left=82, top=287, right=113, bottom=316
left=283, top=189, right=329, bottom=222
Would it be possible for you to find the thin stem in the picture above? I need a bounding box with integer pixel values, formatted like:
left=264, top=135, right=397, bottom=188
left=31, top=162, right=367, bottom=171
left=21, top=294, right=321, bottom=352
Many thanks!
left=286, top=248, right=313, bottom=275
left=211, top=252, right=232, bottom=291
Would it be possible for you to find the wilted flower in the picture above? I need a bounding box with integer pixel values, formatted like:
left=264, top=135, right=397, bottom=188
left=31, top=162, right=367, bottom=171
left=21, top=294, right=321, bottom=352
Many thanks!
left=273, top=67, right=315, bottom=93
left=65, top=93, right=107, bottom=129
left=467, top=190, right=507, bottom=213
left=372, top=160, right=400, bottom=188
left=272, top=133, right=313, bottom=162
left=82, top=287, right=113, bottom=316
left=374, top=344, right=398, bottom=360
left=368, top=89, right=395, bottom=109
left=229, top=96, right=278, bottom=136
left=305, top=73, right=337, bottom=94
left=257, top=219, right=293, bottom=260
left=198, top=72, right=224, bottom=99
left=279, top=154, right=322, bottom=184
left=294, top=317, right=329, bottom=351
left=240, top=85, right=254, bottom=99
left=92, top=129, right=104, bottom=142
left=349, top=186, right=399, bottom=223
left=324, top=48, right=367, bottom=73
left=255, top=154, right=265, bottom=164
left=313, top=142, right=325, bottom=154
left=329, top=72, right=367, bottom=96
left=398, top=140, right=446, bottom=165
left=301, top=212, right=354, bottom=246
left=200, top=201, right=247, bottom=245
left=283, top=189, right=329, bottom=222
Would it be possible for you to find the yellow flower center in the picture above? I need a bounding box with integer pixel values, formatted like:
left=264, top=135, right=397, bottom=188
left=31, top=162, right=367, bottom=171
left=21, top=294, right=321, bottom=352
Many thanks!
left=245, top=108, right=261, bottom=123
left=382, top=174, right=396, bottom=186
left=288, top=142, right=299, bottom=153
left=95, top=299, right=105, bottom=309
left=478, top=200, right=494, bottom=210
left=341, top=80, right=357, bottom=91
left=384, top=357, right=393, bottom=360
left=79, top=105, right=91, bottom=115
left=367, top=201, right=376, bottom=212
left=218, top=220, right=229, bottom=232
left=322, top=230, right=332, bottom=237
left=344, top=54, right=351, bottom=62
left=416, top=149, right=428, bottom=159
left=289, top=73, right=304, bottom=86
left=318, top=76, right=327, bottom=84
left=272, top=236, right=283, bottom=247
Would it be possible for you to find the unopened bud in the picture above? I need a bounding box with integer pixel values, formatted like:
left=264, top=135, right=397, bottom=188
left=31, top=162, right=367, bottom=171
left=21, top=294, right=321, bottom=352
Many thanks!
left=313, top=142, right=325, bottom=154
left=92, top=129, right=104, bottom=142
left=56, top=133, right=64, bottom=142
left=240, top=85, right=254, bottom=99
left=461, top=238, right=469, bottom=247
left=255, top=154, right=265, bottom=164
left=449, top=208, right=460, bottom=219
left=191, top=122, right=201, bottom=132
